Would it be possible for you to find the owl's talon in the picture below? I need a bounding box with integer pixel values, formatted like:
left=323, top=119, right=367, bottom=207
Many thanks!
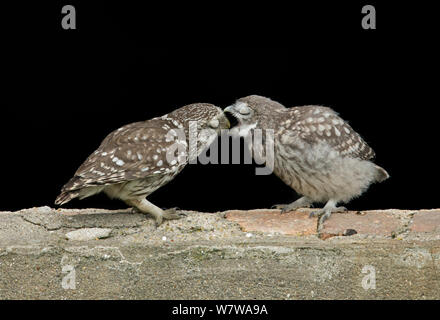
left=319, top=212, right=332, bottom=223
left=281, top=207, right=291, bottom=214
left=154, top=215, right=164, bottom=227
left=309, top=210, right=321, bottom=218
left=165, top=206, right=180, bottom=211
left=271, top=204, right=291, bottom=213
left=271, top=204, right=295, bottom=213
left=274, top=196, right=312, bottom=214
left=281, top=206, right=298, bottom=214
left=308, top=201, right=347, bottom=221
left=163, top=208, right=186, bottom=220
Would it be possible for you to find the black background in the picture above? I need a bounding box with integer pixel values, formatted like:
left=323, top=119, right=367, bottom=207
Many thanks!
left=2, top=2, right=438, bottom=212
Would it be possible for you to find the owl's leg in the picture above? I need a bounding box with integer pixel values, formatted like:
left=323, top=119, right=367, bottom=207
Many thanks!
left=272, top=196, right=312, bottom=214
left=126, top=199, right=184, bottom=227
left=309, top=199, right=347, bottom=222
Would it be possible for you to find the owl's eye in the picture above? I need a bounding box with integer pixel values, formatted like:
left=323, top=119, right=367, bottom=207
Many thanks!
left=238, top=105, right=251, bottom=115
left=208, top=119, right=219, bottom=128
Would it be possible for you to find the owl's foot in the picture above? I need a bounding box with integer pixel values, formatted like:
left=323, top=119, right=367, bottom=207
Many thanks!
left=126, top=199, right=185, bottom=227
left=309, top=200, right=346, bottom=223
left=163, top=207, right=187, bottom=220
left=272, top=196, right=312, bottom=214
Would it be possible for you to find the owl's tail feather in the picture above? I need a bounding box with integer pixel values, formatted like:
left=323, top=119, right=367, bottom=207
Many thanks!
left=375, top=165, right=389, bottom=183
left=55, top=190, right=79, bottom=206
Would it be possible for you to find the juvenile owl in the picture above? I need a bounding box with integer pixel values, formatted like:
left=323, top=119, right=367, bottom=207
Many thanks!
left=56, top=103, right=230, bottom=226
left=224, top=95, right=389, bottom=222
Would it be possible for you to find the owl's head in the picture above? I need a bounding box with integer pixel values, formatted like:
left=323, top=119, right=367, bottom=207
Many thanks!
left=170, top=103, right=230, bottom=132
left=224, top=95, right=285, bottom=136
left=168, top=103, right=230, bottom=150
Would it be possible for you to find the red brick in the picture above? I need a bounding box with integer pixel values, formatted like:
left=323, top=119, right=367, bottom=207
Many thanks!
left=410, top=210, right=440, bottom=233
left=225, top=209, right=318, bottom=236
left=320, top=210, right=402, bottom=236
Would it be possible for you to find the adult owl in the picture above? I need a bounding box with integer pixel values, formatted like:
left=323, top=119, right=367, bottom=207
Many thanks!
left=56, top=103, right=230, bottom=226
left=224, top=95, right=389, bottom=222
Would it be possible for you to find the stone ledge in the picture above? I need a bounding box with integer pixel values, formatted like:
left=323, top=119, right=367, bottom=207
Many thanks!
left=225, top=208, right=440, bottom=241
left=1, top=207, right=439, bottom=299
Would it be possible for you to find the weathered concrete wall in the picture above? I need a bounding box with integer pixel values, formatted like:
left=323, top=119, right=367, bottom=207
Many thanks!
left=1, top=207, right=439, bottom=299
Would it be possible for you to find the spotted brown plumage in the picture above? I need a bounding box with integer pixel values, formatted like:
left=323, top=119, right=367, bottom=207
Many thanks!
left=56, top=103, right=230, bottom=226
left=225, top=95, right=388, bottom=223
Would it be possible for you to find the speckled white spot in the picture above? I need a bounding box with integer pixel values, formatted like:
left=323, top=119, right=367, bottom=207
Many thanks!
left=116, top=159, right=125, bottom=166
left=157, top=160, right=163, bottom=166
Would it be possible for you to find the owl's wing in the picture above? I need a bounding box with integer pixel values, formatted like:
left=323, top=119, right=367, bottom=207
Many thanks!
left=282, top=106, right=375, bottom=160
left=61, top=119, right=188, bottom=192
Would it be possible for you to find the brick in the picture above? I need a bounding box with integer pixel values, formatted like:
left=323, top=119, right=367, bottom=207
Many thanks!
left=410, top=210, right=440, bottom=233
left=224, top=209, right=318, bottom=236
left=320, top=210, right=402, bottom=237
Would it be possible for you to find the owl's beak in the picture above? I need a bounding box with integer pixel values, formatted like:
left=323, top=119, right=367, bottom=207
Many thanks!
left=221, top=114, right=231, bottom=129
left=223, top=106, right=233, bottom=114
left=223, top=106, right=240, bottom=129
